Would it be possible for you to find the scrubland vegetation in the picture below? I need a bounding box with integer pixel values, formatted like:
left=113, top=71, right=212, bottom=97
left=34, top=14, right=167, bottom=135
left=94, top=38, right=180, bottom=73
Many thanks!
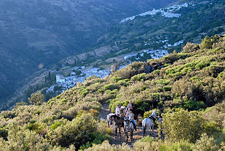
left=0, top=35, right=225, bottom=150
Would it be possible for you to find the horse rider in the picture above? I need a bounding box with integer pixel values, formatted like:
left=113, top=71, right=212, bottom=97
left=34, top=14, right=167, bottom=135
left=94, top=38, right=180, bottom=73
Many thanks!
left=120, top=106, right=127, bottom=117
left=115, top=104, right=121, bottom=117
left=125, top=109, right=137, bottom=131
left=127, top=100, right=133, bottom=112
left=149, top=110, right=159, bottom=123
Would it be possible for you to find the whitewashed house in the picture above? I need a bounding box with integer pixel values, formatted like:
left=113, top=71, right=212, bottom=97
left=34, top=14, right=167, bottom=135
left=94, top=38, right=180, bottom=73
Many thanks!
left=56, top=74, right=65, bottom=83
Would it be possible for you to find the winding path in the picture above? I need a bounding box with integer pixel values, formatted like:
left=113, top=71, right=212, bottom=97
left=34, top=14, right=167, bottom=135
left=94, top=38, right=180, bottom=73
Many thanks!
left=99, top=103, right=158, bottom=147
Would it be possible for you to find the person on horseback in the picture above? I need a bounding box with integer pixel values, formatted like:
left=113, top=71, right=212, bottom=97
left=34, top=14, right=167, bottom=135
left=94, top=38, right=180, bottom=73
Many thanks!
left=149, top=110, right=158, bottom=123
left=115, top=104, right=121, bottom=117
left=120, top=106, right=127, bottom=117
left=126, top=109, right=137, bottom=131
left=127, top=100, right=133, bottom=112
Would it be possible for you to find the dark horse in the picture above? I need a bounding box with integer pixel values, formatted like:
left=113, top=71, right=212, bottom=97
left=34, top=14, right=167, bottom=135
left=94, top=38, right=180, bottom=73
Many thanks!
left=109, top=115, right=124, bottom=138
left=132, top=104, right=145, bottom=121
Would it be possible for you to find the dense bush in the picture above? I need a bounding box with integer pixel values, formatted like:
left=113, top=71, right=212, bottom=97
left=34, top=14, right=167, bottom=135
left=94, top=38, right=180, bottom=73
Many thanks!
left=46, top=113, right=97, bottom=148
left=162, top=109, right=206, bottom=143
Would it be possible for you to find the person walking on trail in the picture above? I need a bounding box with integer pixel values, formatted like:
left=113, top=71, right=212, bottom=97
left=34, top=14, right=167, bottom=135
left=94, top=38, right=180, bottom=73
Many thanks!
left=158, top=115, right=163, bottom=124
left=115, top=104, right=120, bottom=117
left=126, top=109, right=137, bottom=131
left=158, top=114, right=164, bottom=138
left=127, top=101, right=133, bottom=111
left=149, top=110, right=158, bottom=123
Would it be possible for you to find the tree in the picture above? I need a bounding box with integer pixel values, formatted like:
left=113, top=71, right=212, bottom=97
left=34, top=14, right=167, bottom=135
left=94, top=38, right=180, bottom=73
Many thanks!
left=28, top=91, right=45, bottom=105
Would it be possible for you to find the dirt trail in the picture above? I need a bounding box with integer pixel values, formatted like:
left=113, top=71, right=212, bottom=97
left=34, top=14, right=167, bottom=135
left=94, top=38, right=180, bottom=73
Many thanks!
left=99, top=103, right=158, bottom=147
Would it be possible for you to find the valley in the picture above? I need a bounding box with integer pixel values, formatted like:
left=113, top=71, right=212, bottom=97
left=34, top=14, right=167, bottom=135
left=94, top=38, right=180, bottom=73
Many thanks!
left=1, top=0, right=225, bottom=111
left=0, top=0, right=179, bottom=103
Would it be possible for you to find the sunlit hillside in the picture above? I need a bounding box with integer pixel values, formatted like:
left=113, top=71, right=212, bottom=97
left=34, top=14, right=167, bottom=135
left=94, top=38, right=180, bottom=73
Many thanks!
left=0, top=35, right=225, bottom=150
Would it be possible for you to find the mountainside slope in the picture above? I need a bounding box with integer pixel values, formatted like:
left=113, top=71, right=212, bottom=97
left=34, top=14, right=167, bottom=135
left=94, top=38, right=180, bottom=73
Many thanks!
left=0, top=35, right=225, bottom=150
left=0, top=0, right=179, bottom=101
left=82, top=0, right=225, bottom=65
left=3, top=0, right=224, bottom=109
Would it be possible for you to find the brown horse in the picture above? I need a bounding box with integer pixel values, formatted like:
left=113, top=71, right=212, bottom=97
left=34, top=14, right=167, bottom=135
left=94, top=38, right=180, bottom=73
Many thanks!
left=133, top=108, right=145, bottom=121
left=109, top=115, right=124, bottom=138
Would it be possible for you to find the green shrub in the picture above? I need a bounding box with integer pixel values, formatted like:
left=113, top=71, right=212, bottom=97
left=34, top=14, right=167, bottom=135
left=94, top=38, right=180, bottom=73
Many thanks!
left=1, top=124, right=52, bottom=150
left=30, top=120, right=36, bottom=124
left=157, top=87, right=163, bottom=92
left=137, top=102, right=148, bottom=111
left=192, top=133, right=219, bottom=151
left=34, top=110, right=41, bottom=115
left=110, top=76, right=123, bottom=82
left=122, top=100, right=129, bottom=107
left=97, top=88, right=104, bottom=93
left=163, top=86, right=172, bottom=91
left=117, top=79, right=129, bottom=87
left=155, top=79, right=170, bottom=85
left=80, top=132, right=110, bottom=150
left=0, top=127, right=8, bottom=140
left=60, top=98, right=67, bottom=104
left=50, top=121, right=63, bottom=130
left=133, top=136, right=159, bottom=151
left=27, top=123, right=42, bottom=133
left=135, top=98, right=142, bottom=106
left=162, top=109, right=206, bottom=143
left=181, top=100, right=206, bottom=111
left=109, top=100, right=123, bottom=113
left=160, top=140, right=192, bottom=151
left=138, top=135, right=155, bottom=143
left=81, top=89, right=89, bottom=97
left=104, top=90, right=111, bottom=94
left=104, top=84, right=118, bottom=90
left=131, top=73, right=147, bottom=81
left=109, top=89, right=118, bottom=94
left=46, top=113, right=97, bottom=149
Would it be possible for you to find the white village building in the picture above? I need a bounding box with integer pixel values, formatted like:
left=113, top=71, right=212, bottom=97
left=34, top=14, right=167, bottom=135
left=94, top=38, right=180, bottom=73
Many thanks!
left=56, top=74, right=65, bottom=83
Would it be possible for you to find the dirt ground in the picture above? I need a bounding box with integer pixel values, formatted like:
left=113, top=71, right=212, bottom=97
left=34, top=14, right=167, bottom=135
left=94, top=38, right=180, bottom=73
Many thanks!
left=99, top=103, right=158, bottom=148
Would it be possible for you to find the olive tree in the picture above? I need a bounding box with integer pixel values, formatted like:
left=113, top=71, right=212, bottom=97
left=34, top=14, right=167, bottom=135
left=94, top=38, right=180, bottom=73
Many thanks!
left=28, top=91, right=45, bottom=105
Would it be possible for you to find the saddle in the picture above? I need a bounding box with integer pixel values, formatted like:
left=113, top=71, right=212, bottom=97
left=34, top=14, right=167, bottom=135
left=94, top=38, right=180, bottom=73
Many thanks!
left=149, top=116, right=156, bottom=122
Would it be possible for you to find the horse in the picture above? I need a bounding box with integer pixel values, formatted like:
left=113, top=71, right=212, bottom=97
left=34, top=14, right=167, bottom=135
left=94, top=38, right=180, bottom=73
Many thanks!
left=142, top=117, right=155, bottom=137
left=107, top=113, right=116, bottom=127
left=124, top=117, right=134, bottom=142
left=109, top=115, right=124, bottom=138
left=133, top=108, right=144, bottom=121
left=131, top=104, right=144, bottom=121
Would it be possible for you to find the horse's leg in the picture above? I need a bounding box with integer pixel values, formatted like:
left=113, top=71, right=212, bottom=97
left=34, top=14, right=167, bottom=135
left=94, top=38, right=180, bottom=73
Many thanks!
left=150, top=124, right=154, bottom=136
left=131, top=131, right=133, bottom=141
left=125, top=131, right=128, bottom=141
left=115, top=128, right=117, bottom=138
left=119, top=127, right=121, bottom=138
left=142, top=125, right=146, bottom=137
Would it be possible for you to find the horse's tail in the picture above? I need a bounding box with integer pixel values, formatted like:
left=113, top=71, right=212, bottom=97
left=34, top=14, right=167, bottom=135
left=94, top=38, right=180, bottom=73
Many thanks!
left=107, top=119, right=109, bottom=127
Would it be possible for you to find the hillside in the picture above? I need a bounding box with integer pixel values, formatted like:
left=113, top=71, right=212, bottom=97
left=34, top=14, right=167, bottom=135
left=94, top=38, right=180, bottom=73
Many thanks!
left=0, top=0, right=179, bottom=102
left=0, top=35, right=225, bottom=150
left=70, top=0, right=225, bottom=69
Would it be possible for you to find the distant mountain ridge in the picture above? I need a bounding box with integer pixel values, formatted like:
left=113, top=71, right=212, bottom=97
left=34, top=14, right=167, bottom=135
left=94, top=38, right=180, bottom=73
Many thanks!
left=0, top=0, right=179, bottom=101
